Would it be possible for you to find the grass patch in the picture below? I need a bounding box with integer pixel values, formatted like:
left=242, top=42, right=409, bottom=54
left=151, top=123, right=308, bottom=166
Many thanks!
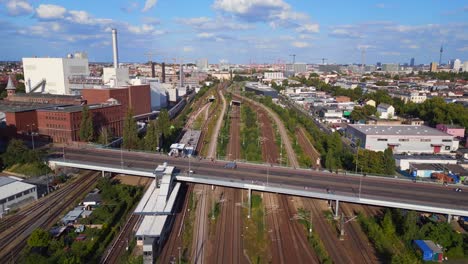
left=242, top=193, right=269, bottom=263
left=240, top=105, right=262, bottom=162
left=181, top=192, right=197, bottom=262
left=8, top=162, right=51, bottom=177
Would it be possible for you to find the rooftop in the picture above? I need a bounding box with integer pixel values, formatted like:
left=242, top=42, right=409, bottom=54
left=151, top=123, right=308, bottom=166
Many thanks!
left=348, top=124, right=452, bottom=137
left=36, top=103, right=120, bottom=113
left=0, top=178, right=36, bottom=201
left=0, top=100, right=59, bottom=113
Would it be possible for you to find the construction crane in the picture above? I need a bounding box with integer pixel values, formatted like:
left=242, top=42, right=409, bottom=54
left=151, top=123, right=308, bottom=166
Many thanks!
left=289, top=54, right=296, bottom=64
left=311, top=58, right=328, bottom=65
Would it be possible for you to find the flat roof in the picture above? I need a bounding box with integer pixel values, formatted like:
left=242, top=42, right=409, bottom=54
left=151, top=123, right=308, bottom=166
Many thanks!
left=136, top=215, right=168, bottom=237
left=394, top=154, right=456, bottom=161
left=163, top=182, right=181, bottom=213
left=0, top=101, right=59, bottom=113
left=12, top=93, right=82, bottom=99
left=245, top=82, right=277, bottom=92
left=0, top=179, right=36, bottom=201
left=37, top=103, right=120, bottom=113
left=348, top=124, right=452, bottom=137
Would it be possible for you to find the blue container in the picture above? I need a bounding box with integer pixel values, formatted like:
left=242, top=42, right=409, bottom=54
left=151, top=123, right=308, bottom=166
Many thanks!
left=414, top=240, right=433, bottom=261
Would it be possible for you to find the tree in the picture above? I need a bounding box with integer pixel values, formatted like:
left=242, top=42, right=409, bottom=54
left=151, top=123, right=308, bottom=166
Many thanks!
left=402, top=211, right=419, bottom=244
left=157, top=109, right=171, bottom=138
left=79, top=105, right=94, bottom=142
left=382, top=210, right=395, bottom=237
left=97, top=127, right=110, bottom=145
left=144, top=120, right=160, bottom=151
left=27, top=228, right=50, bottom=249
left=122, top=108, right=139, bottom=149
left=3, top=139, right=29, bottom=167
left=383, top=148, right=396, bottom=175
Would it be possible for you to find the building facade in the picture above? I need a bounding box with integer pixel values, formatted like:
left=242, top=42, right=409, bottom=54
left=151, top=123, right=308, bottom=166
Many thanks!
left=0, top=177, right=37, bottom=215
left=436, top=124, right=465, bottom=138
left=23, top=54, right=89, bottom=95
left=346, top=124, right=459, bottom=154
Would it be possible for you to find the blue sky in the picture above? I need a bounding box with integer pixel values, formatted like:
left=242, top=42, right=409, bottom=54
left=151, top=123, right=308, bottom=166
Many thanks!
left=0, top=0, right=467, bottom=64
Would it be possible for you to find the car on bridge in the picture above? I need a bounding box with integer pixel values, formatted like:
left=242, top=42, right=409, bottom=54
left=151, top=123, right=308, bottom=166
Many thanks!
left=224, top=162, right=237, bottom=169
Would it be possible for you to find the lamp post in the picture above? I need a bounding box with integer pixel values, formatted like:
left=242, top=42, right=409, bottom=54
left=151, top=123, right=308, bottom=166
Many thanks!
left=120, top=145, right=124, bottom=169
left=27, top=123, right=36, bottom=150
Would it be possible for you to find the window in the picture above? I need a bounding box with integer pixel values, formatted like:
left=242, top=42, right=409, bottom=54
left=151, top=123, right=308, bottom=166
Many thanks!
left=420, top=139, right=431, bottom=142
left=445, top=146, right=450, bottom=150
left=442, top=139, right=452, bottom=142
left=399, top=139, right=409, bottom=142
left=377, top=138, right=388, bottom=141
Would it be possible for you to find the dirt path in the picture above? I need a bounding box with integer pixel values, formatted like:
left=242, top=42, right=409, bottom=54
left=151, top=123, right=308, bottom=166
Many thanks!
left=207, top=88, right=227, bottom=159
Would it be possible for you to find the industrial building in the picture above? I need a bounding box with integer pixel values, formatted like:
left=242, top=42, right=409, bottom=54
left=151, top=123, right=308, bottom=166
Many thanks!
left=244, top=82, right=278, bottom=98
left=23, top=52, right=90, bottom=95
left=0, top=176, right=38, bottom=215
left=346, top=124, right=459, bottom=154
left=285, top=63, right=307, bottom=73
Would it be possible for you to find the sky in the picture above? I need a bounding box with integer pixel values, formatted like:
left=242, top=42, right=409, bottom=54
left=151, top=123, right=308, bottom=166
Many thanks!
left=0, top=0, right=467, bottom=64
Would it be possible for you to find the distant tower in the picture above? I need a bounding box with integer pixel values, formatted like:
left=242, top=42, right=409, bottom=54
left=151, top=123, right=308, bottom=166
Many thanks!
left=5, top=75, right=16, bottom=97
left=360, top=48, right=366, bottom=72
left=439, top=45, right=443, bottom=65
left=410, top=58, right=415, bottom=67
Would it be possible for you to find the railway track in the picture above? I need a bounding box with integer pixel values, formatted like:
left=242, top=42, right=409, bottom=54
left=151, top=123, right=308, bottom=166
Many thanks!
left=304, top=198, right=352, bottom=264
left=158, top=184, right=192, bottom=263
left=0, top=171, right=99, bottom=263
left=192, top=185, right=209, bottom=264
left=340, top=203, right=379, bottom=264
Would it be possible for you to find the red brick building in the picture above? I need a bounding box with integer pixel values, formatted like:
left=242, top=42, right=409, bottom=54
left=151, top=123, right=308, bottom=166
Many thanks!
left=36, top=103, right=123, bottom=143
left=81, top=85, right=151, bottom=116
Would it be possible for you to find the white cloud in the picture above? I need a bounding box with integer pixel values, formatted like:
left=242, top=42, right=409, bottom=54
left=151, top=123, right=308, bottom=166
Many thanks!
left=329, top=28, right=362, bottom=38
left=142, top=0, right=158, bottom=12
left=296, top=23, right=319, bottom=33
left=292, top=41, right=309, bottom=48
left=458, top=46, right=468, bottom=52
left=176, top=16, right=252, bottom=31
left=408, top=44, right=420, bottom=49
left=197, top=32, right=215, bottom=39
left=6, top=0, right=33, bottom=16
left=183, top=46, right=194, bottom=52
left=213, top=0, right=288, bottom=16
left=36, top=4, right=67, bottom=19
left=18, top=22, right=62, bottom=36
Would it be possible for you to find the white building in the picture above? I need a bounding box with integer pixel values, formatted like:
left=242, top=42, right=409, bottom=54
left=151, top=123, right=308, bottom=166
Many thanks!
left=23, top=53, right=89, bottom=95
left=149, top=82, right=169, bottom=111
left=264, top=72, right=284, bottom=80
left=196, top=58, right=208, bottom=71
left=0, top=176, right=38, bottom=215
left=382, top=64, right=399, bottom=72
left=463, top=61, right=468, bottom=72
left=346, top=125, right=459, bottom=154
left=318, top=108, right=344, bottom=123
left=286, top=63, right=307, bottom=73
left=102, top=67, right=130, bottom=87
left=377, top=103, right=395, bottom=119
left=453, top=59, right=462, bottom=72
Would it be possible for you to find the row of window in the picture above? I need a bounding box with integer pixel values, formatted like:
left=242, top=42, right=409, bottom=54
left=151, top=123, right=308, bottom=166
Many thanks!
left=46, top=123, right=66, bottom=129
left=0, top=188, right=35, bottom=204
left=45, top=116, right=66, bottom=121
left=377, top=138, right=452, bottom=143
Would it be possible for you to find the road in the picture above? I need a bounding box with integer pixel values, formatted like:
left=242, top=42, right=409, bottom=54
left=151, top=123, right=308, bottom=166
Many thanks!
left=54, top=147, right=468, bottom=214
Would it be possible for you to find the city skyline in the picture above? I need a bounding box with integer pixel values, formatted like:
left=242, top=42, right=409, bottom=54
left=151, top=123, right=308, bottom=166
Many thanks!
left=0, top=0, right=467, bottom=64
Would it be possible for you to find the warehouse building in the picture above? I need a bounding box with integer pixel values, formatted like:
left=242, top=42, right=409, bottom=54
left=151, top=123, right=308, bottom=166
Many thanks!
left=346, top=124, right=459, bottom=154
left=0, top=176, right=38, bottom=216
left=244, top=82, right=278, bottom=98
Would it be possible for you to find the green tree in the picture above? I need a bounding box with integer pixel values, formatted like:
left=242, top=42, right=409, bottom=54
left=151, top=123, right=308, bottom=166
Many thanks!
left=325, top=151, right=336, bottom=171
left=382, top=210, right=395, bottom=237
left=97, top=127, right=110, bottom=145
left=144, top=120, right=160, bottom=151
left=27, top=228, right=51, bottom=248
left=383, top=148, right=396, bottom=175
left=79, top=105, right=94, bottom=142
left=157, top=109, right=171, bottom=138
left=122, top=108, right=139, bottom=149
left=402, top=211, right=418, bottom=244
left=3, top=139, right=29, bottom=167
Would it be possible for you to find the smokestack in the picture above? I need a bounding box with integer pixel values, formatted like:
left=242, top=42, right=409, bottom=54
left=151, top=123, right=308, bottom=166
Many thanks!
left=111, top=28, right=119, bottom=69
left=151, top=62, right=155, bottom=78
left=179, top=63, right=183, bottom=88
left=162, top=63, right=166, bottom=83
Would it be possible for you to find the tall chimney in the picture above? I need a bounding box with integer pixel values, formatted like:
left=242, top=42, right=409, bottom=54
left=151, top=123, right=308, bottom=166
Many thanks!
left=162, top=63, right=166, bottom=83
left=111, top=29, right=119, bottom=69
left=179, top=63, right=184, bottom=88
left=151, top=62, right=155, bottom=78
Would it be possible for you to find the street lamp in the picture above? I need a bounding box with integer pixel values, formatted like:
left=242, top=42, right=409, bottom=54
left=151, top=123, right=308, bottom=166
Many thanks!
left=27, top=123, right=36, bottom=150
